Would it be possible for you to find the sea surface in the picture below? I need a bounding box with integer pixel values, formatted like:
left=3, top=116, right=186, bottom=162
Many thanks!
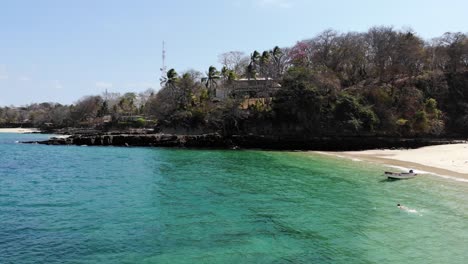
left=0, top=133, right=467, bottom=263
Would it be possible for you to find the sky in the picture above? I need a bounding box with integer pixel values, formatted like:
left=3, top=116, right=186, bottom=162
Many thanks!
left=0, top=0, right=467, bottom=106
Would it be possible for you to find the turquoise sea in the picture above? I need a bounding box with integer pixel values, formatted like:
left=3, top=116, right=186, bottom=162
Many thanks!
left=0, top=133, right=467, bottom=263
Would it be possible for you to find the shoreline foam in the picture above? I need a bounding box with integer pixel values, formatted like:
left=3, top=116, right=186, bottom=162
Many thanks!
left=0, top=128, right=40, bottom=134
left=317, top=143, right=468, bottom=182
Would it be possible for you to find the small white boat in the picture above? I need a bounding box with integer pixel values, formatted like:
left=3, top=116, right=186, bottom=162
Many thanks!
left=385, top=171, right=417, bottom=179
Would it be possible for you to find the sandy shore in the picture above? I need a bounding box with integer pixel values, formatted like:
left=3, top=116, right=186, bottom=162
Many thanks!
left=321, top=143, right=468, bottom=180
left=0, top=128, right=40, bottom=133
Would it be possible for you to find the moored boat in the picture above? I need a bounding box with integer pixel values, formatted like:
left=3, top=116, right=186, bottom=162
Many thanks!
left=385, top=171, right=417, bottom=179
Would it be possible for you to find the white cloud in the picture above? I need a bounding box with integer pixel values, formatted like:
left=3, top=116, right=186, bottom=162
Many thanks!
left=95, top=81, right=113, bottom=89
left=255, top=0, right=293, bottom=8
left=19, top=76, right=30, bottom=81
left=53, top=80, right=63, bottom=90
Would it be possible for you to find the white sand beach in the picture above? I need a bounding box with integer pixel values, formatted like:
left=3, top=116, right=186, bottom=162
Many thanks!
left=323, top=143, right=468, bottom=180
left=0, top=128, right=40, bottom=133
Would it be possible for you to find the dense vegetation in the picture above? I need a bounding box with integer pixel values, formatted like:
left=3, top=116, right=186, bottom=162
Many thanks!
left=1, top=27, right=467, bottom=137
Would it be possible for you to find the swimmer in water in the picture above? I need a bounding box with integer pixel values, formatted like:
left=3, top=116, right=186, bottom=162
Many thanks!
left=397, top=203, right=408, bottom=210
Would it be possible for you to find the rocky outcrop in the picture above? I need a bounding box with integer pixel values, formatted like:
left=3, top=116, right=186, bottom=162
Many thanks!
left=22, top=133, right=466, bottom=151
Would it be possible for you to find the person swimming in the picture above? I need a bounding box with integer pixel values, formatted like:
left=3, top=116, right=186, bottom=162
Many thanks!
left=397, top=203, right=409, bottom=210
left=398, top=203, right=420, bottom=214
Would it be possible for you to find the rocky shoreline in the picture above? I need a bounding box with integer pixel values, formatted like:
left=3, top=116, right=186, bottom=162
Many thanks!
left=22, top=133, right=466, bottom=151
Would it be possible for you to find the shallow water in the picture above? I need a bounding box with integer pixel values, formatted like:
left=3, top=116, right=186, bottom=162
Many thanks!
left=0, top=133, right=467, bottom=263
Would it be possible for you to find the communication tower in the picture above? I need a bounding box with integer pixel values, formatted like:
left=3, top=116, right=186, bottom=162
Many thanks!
left=160, top=41, right=167, bottom=86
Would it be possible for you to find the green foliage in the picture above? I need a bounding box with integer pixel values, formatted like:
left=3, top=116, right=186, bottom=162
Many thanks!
left=199, top=89, right=210, bottom=102
left=346, top=118, right=363, bottom=133
left=205, top=66, right=220, bottom=96
left=118, top=93, right=137, bottom=114
left=245, top=64, right=256, bottom=80
left=249, top=100, right=270, bottom=114
left=3, top=27, right=467, bottom=137
left=135, top=117, right=146, bottom=128
left=334, top=93, right=360, bottom=121
left=366, top=87, right=392, bottom=106
left=395, top=118, right=411, bottom=136
left=360, top=107, right=380, bottom=131
left=227, top=71, right=237, bottom=81
left=97, top=101, right=109, bottom=117
left=396, top=118, right=409, bottom=126
left=167, top=69, right=178, bottom=81
left=334, top=93, right=379, bottom=132
left=272, top=67, right=333, bottom=134
left=425, top=98, right=437, bottom=114
left=251, top=50, right=260, bottom=62
left=413, top=110, right=429, bottom=133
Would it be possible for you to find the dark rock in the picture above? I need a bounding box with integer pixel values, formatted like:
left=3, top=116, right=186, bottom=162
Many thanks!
left=20, top=133, right=466, bottom=151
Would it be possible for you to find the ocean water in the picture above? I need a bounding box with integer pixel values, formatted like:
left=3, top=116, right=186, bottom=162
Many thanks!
left=0, top=133, right=467, bottom=264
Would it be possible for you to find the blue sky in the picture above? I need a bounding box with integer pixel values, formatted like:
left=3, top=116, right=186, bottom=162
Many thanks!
left=1, top=0, right=467, bottom=106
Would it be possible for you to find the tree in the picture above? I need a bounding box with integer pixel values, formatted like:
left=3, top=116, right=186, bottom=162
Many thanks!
left=118, top=93, right=137, bottom=114
left=334, top=92, right=379, bottom=133
left=259, top=51, right=271, bottom=78
left=366, top=26, right=399, bottom=81
left=288, top=41, right=313, bottom=67
left=221, top=66, right=229, bottom=80
left=273, top=67, right=325, bottom=134
left=309, top=29, right=339, bottom=70
left=437, top=32, right=467, bottom=72
left=246, top=50, right=261, bottom=79
left=218, top=51, right=248, bottom=76
left=271, top=46, right=288, bottom=79
left=245, top=63, right=256, bottom=80
left=137, top=88, right=156, bottom=114
left=332, top=32, right=368, bottom=85
left=164, top=69, right=179, bottom=92
left=413, top=110, right=429, bottom=133
left=70, top=95, right=103, bottom=125
left=205, top=66, right=220, bottom=97
left=394, top=30, right=425, bottom=76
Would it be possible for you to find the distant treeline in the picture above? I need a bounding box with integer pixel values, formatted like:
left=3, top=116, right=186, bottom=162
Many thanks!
left=1, top=26, right=467, bottom=137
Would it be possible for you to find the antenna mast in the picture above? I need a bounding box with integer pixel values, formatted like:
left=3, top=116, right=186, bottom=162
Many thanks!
left=160, top=41, right=167, bottom=86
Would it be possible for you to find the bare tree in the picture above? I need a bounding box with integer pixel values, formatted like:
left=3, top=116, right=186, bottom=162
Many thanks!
left=271, top=46, right=290, bottom=79
left=309, top=29, right=339, bottom=70
left=438, top=32, right=467, bottom=72
left=365, top=26, right=399, bottom=81
left=70, top=95, right=103, bottom=123
left=218, top=51, right=248, bottom=77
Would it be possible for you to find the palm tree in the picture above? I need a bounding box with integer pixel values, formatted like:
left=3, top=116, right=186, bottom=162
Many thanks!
left=205, top=66, right=220, bottom=97
left=260, top=50, right=271, bottom=78
left=271, top=46, right=283, bottom=79
left=245, top=64, right=256, bottom=80
left=246, top=50, right=261, bottom=80
left=221, top=66, right=237, bottom=83
left=251, top=50, right=261, bottom=65
left=166, top=69, right=178, bottom=87
left=160, top=68, right=179, bottom=102
left=221, top=66, right=229, bottom=80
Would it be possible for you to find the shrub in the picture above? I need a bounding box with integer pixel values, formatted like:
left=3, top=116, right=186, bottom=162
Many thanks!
left=396, top=118, right=408, bottom=126
left=413, top=110, right=429, bottom=133
left=135, top=118, right=146, bottom=128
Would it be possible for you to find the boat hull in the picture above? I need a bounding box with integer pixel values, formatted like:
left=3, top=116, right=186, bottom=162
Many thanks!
left=385, top=172, right=417, bottom=179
